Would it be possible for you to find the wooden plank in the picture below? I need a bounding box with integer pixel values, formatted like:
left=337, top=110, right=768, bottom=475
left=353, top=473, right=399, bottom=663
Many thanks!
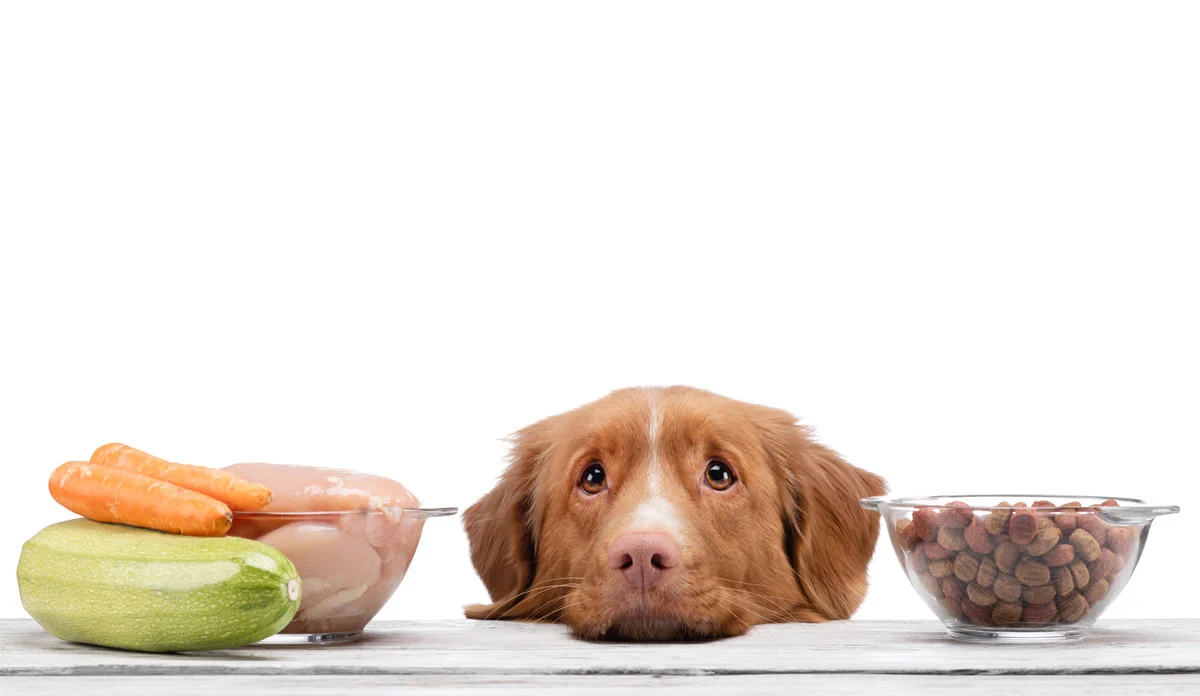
left=4, top=619, right=1199, bottom=677
left=4, top=673, right=1200, bottom=695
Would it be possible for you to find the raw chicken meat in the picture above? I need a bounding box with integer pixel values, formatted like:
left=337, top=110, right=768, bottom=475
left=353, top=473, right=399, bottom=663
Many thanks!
left=224, top=463, right=425, bottom=634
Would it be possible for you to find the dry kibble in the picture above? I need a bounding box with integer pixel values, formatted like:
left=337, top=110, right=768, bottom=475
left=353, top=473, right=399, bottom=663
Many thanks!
left=1025, top=526, right=1063, bottom=556
left=993, top=573, right=1023, bottom=602
left=1069, top=558, right=1091, bottom=589
left=910, top=546, right=930, bottom=574
left=954, top=553, right=981, bottom=583
left=1022, top=584, right=1057, bottom=605
left=1015, top=557, right=1051, bottom=587
left=1058, top=592, right=1089, bottom=623
left=976, top=556, right=998, bottom=588
left=1022, top=602, right=1058, bottom=624
left=961, top=598, right=992, bottom=625
left=992, top=601, right=1023, bottom=625
left=1009, top=509, right=1038, bottom=545
left=1077, top=514, right=1109, bottom=545
left=919, top=572, right=942, bottom=598
left=930, top=559, right=955, bottom=578
left=1107, top=527, right=1133, bottom=555
left=1043, top=544, right=1076, bottom=567
left=1090, top=548, right=1118, bottom=581
left=900, top=500, right=1143, bottom=630
left=941, top=577, right=965, bottom=600
left=1055, top=501, right=1082, bottom=532
left=985, top=503, right=1013, bottom=535
left=964, top=520, right=996, bottom=554
left=940, top=501, right=974, bottom=529
left=1070, top=528, right=1102, bottom=562
left=897, top=518, right=920, bottom=551
left=966, top=581, right=998, bottom=607
left=937, top=526, right=967, bottom=552
left=994, top=540, right=1021, bottom=574
left=1051, top=566, right=1076, bottom=596
left=939, top=597, right=964, bottom=619
left=1084, top=578, right=1110, bottom=606
left=913, top=507, right=940, bottom=542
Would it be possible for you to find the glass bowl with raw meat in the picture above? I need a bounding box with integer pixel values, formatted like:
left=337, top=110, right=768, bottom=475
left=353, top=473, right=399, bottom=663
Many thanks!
left=224, top=463, right=456, bottom=644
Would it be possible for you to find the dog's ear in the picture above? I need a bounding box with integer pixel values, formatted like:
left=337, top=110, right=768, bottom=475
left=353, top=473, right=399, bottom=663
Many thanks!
left=758, top=409, right=886, bottom=621
left=462, top=420, right=550, bottom=620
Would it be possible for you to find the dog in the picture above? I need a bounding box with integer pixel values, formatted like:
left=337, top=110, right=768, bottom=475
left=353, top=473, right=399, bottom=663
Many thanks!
left=463, top=386, right=885, bottom=640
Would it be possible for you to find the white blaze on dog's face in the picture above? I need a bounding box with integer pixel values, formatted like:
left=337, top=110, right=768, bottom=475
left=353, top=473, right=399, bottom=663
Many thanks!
left=463, top=386, right=886, bottom=641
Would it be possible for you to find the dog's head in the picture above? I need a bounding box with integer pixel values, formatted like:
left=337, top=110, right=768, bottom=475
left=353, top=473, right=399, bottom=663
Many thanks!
left=463, top=387, right=885, bottom=640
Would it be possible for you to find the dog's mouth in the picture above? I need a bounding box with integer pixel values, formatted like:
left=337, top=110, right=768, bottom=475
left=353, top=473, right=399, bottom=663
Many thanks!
left=566, top=587, right=733, bottom=642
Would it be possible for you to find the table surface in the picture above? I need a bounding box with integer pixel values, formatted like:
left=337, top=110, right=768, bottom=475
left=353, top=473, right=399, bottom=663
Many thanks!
left=3, top=618, right=1199, bottom=694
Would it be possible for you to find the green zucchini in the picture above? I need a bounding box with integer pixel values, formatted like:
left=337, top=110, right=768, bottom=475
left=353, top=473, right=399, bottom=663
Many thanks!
left=17, top=519, right=301, bottom=652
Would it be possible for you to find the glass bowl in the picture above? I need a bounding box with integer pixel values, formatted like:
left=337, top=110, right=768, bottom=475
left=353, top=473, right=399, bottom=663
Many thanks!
left=860, top=495, right=1178, bottom=643
left=228, top=506, right=456, bottom=644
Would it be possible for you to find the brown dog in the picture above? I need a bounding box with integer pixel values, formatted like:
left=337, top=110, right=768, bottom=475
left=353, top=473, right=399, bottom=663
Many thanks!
left=463, top=386, right=885, bottom=640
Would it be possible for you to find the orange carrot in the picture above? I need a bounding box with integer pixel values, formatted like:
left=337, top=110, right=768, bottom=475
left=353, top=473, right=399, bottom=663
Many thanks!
left=90, top=443, right=272, bottom=511
left=49, top=461, right=233, bottom=536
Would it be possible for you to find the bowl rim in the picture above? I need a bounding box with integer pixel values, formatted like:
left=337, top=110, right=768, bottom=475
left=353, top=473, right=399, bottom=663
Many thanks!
left=231, top=506, right=458, bottom=520
left=860, top=495, right=1179, bottom=523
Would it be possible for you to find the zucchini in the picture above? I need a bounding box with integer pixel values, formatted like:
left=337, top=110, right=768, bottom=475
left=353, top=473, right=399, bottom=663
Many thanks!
left=17, top=519, right=300, bottom=652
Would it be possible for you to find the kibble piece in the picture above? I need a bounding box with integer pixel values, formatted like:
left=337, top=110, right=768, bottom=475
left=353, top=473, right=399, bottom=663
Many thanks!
left=961, top=598, right=993, bottom=625
left=1055, top=501, right=1082, bottom=532
left=930, top=559, right=955, bottom=578
left=1043, top=544, right=1076, bottom=567
left=919, top=572, right=942, bottom=598
left=937, top=526, right=967, bottom=552
left=976, top=556, right=998, bottom=588
left=1032, top=500, right=1057, bottom=514
left=1107, top=526, right=1133, bottom=555
left=1026, top=526, right=1062, bottom=556
left=1022, top=602, right=1058, bottom=624
left=910, top=545, right=930, bottom=574
left=913, top=507, right=940, bottom=541
left=1084, top=578, right=1110, bottom=606
left=1015, top=557, right=1051, bottom=587
left=938, top=597, right=964, bottom=619
left=954, top=553, right=981, bottom=583
left=994, top=540, right=1021, bottom=574
left=940, top=501, right=974, bottom=529
left=1090, top=548, right=1118, bottom=581
left=1009, top=509, right=1038, bottom=545
left=941, top=577, right=965, bottom=600
left=1051, top=566, right=1076, bottom=596
left=897, top=518, right=920, bottom=550
left=1022, top=584, right=1057, bottom=605
left=1058, top=592, right=1089, bottom=622
left=992, top=601, right=1023, bottom=625
left=1077, top=513, right=1109, bottom=545
left=1068, top=558, right=1091, bottom=589
left=925, top=541, right=953, bottom=560
left=964, top=519, right=996, bottom=554
left=993, top=573, right=1023, bottom=603
left=1070, top=528, right=1102, bottom=562
left=967, top=582, right=998, bottom=607
left=985, top=502, right=1013, bottom=535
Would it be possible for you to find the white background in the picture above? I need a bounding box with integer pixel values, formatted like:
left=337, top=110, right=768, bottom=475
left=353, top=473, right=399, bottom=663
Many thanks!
left=2, top=2, right=1197, bottom=624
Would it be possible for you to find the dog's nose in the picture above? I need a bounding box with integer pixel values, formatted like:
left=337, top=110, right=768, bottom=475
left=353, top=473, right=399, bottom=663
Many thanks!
left=607, top=532, right=681, bottom=589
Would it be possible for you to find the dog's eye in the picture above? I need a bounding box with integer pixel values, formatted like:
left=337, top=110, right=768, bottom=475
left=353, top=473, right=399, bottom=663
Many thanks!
left=579, top=461, right=607, bottom=494
left=704, top=459, right=736, bottom=491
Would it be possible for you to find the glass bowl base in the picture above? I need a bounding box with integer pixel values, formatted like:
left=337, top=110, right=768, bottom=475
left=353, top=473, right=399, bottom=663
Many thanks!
left=257, top=631, right=364, bottom=646
left=945, top=624, right=1090, bottom=643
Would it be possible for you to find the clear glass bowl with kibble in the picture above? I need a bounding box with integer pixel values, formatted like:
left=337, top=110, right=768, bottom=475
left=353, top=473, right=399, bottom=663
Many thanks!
left=860, top=495, right=1179, bottom=643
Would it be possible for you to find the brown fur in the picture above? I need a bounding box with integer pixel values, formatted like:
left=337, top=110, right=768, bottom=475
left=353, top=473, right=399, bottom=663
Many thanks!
left=463, top=386, right=885, bottom=640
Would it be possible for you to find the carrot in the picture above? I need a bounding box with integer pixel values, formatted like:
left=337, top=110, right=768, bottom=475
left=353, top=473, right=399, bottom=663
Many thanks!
left=49, top=461, right=233, bottom=536
left=90, top=443, right=272, bottom=511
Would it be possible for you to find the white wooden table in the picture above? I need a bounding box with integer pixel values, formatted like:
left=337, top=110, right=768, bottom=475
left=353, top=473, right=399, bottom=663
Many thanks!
left=3, top=618, right=1198, bottom=694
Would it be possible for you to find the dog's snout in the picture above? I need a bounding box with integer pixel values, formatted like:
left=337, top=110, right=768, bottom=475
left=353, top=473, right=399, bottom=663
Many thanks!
left=607, top=532, right=680, bottom=589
